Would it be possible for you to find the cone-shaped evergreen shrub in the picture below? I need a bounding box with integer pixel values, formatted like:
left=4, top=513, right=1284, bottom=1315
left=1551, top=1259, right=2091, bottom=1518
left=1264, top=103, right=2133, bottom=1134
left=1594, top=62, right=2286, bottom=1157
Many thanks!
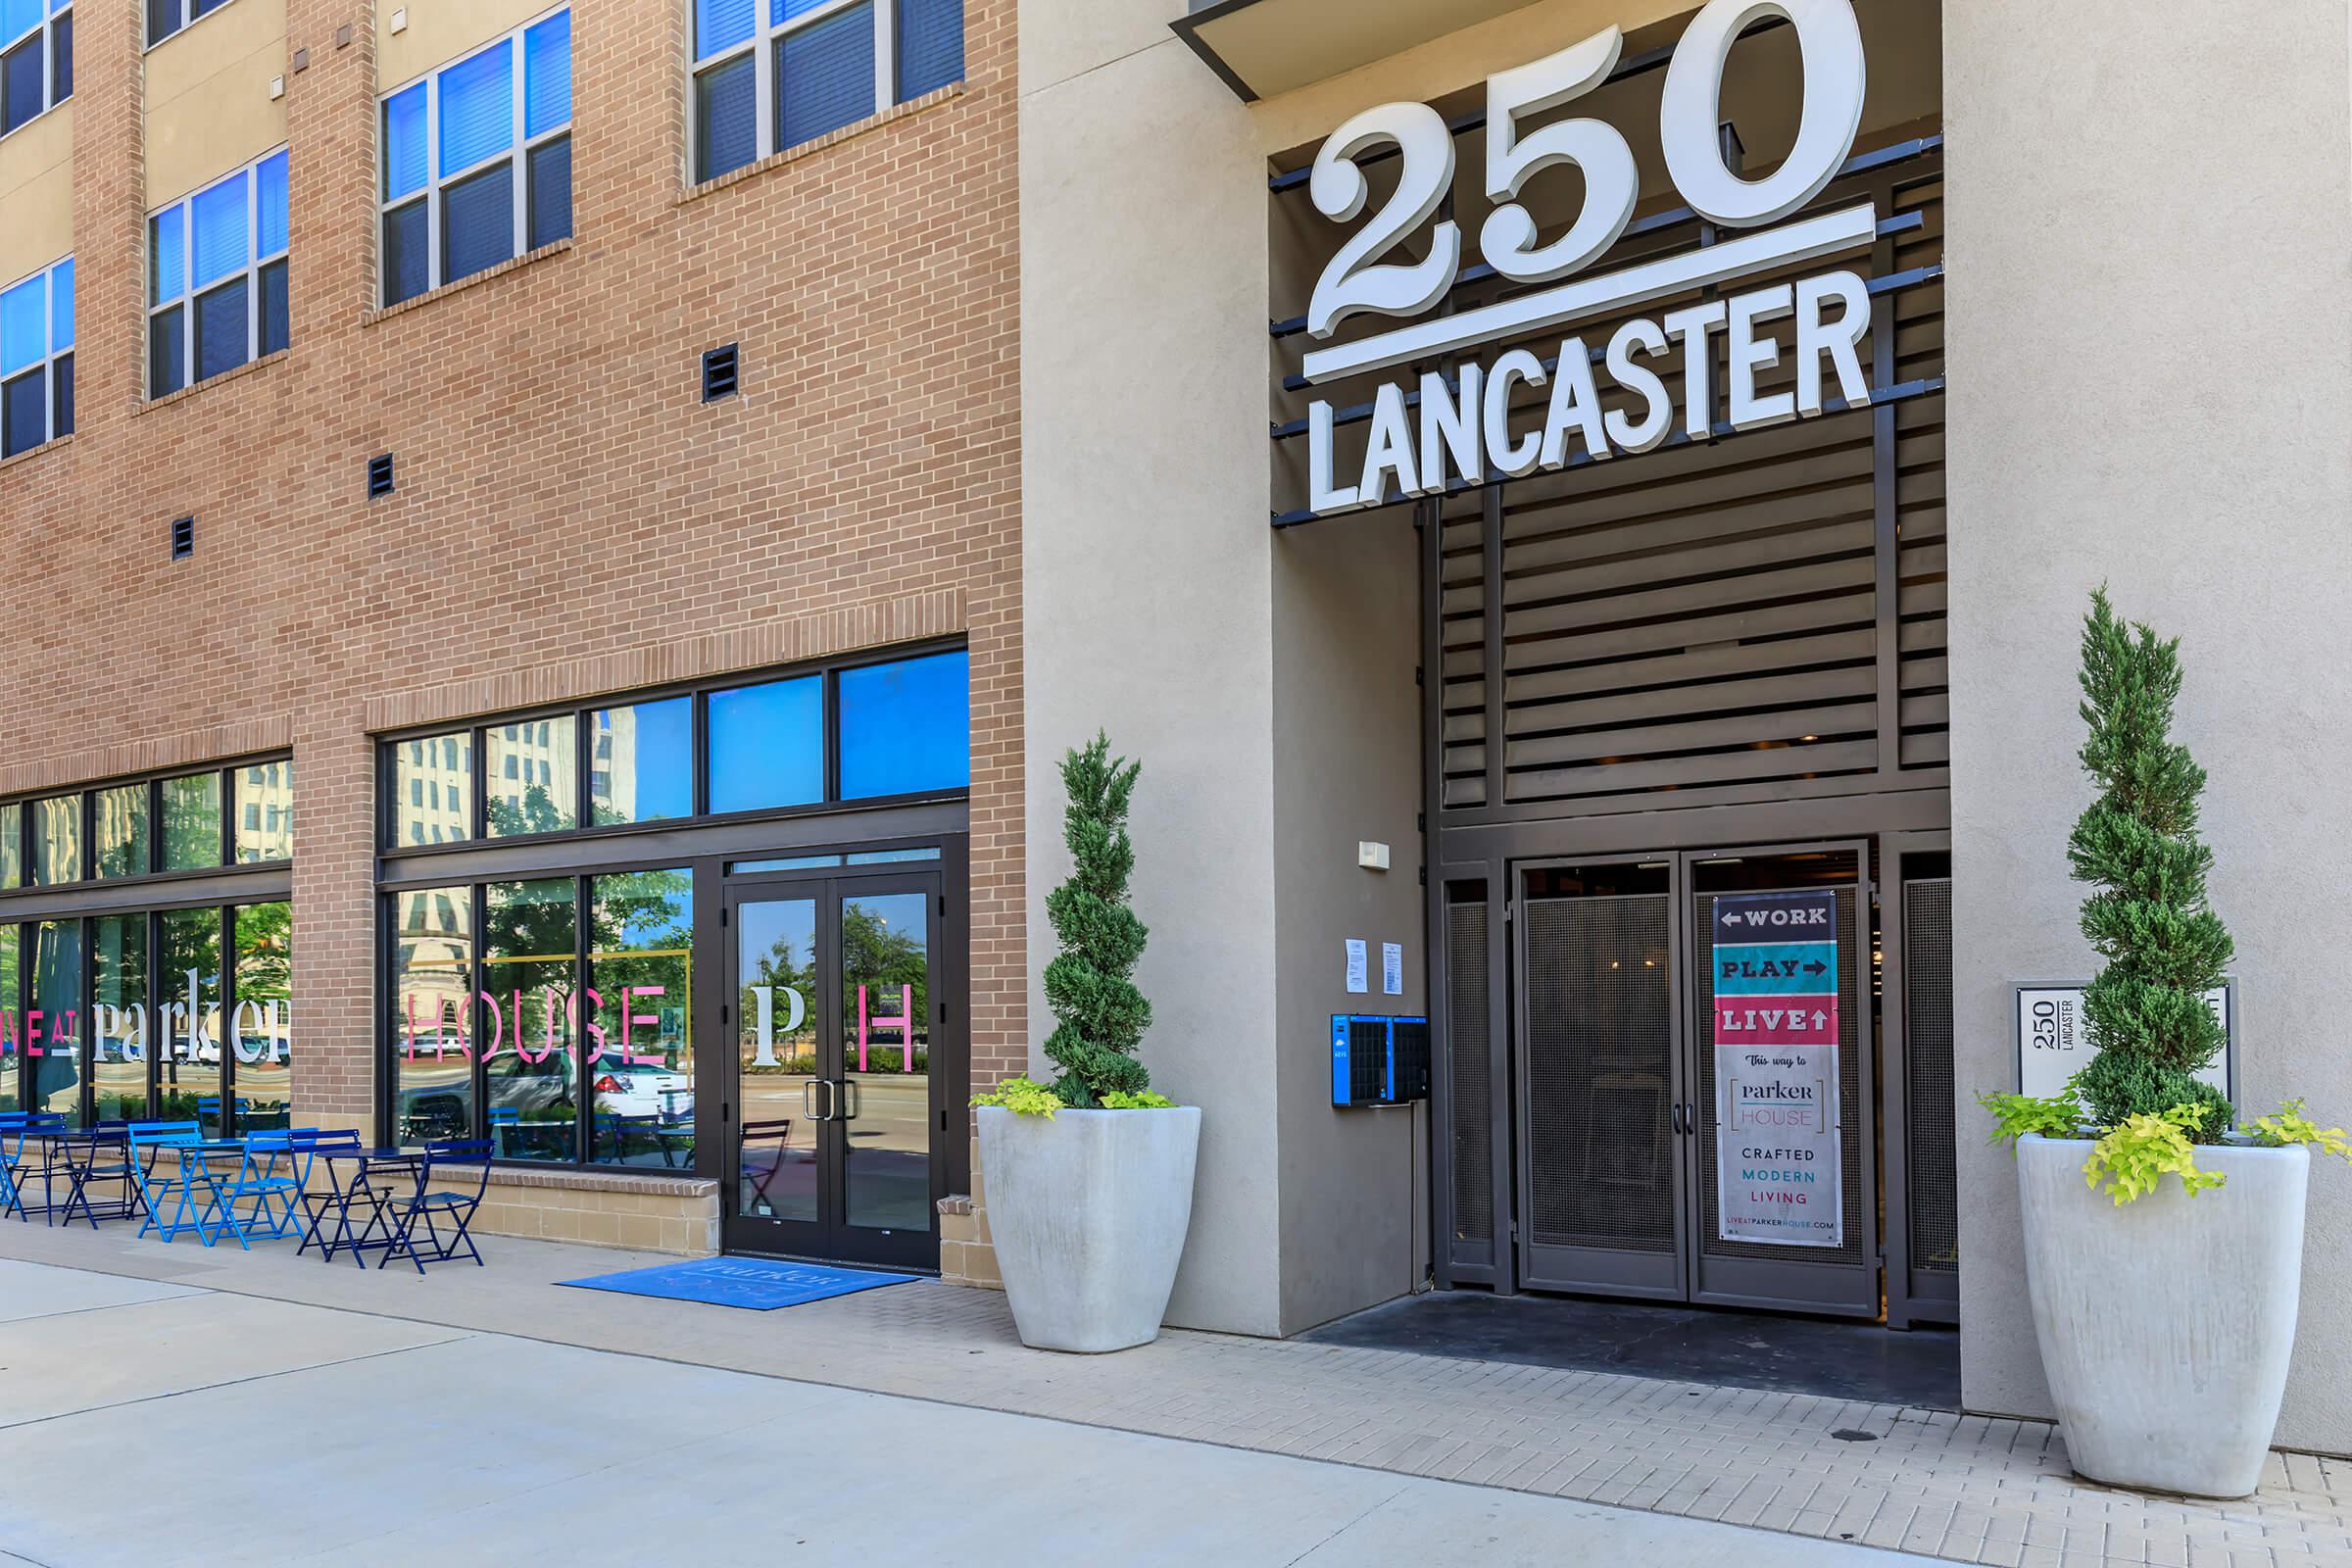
left=1041, top=732, right=1153, bottom=1107
left=2067, top=590, right=2235, bottom=1139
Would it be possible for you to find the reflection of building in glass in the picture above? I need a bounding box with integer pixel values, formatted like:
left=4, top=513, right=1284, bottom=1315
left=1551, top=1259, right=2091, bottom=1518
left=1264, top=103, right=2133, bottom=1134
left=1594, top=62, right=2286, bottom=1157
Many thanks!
left=487, top=718, right=579, bottom=834
left=400, top=735, right=472, bottom=846
left=590, top=706, right=638, bottom=822
left=239, top=760, right=294, bottom=861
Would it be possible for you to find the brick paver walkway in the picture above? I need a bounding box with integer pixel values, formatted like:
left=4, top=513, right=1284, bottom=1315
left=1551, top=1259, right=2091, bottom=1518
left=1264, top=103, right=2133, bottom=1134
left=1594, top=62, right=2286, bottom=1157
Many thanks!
left=0, top=1223, right=2342, bottom=1568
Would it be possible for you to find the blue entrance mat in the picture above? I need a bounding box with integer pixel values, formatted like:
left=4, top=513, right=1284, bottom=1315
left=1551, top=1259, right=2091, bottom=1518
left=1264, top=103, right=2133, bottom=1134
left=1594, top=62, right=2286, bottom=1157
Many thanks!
left=557, top=1257, right=922, bottom=1310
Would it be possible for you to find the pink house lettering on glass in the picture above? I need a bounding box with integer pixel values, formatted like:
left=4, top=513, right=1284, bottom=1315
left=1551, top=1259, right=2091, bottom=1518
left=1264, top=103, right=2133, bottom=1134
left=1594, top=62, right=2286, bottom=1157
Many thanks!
left=403, top=994, right=472, bottom=1062
left=857, top=985, right=914, bottom=1072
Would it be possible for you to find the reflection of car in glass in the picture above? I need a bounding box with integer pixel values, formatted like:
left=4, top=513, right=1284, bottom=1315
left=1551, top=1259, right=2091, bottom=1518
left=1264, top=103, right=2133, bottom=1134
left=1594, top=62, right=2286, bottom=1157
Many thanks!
left=588, top=1063, right=692, bottom=1120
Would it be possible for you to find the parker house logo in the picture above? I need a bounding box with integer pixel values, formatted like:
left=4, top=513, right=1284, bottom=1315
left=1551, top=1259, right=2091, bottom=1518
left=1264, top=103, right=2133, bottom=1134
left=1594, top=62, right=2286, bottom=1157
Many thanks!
left=1299, top=0, right=1876, bottom=518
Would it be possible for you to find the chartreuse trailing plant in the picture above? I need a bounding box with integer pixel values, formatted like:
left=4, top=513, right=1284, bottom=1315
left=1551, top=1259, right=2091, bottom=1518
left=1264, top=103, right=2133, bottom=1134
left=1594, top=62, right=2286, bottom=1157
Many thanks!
left=971, top=731, right=1179, bottom=1117
left=2242, top=1101, right=2352, bottom=1165
left=2082, top=1104, right=2228, bottom=1205
left=1979, top=1078, right=2087, bottom=1148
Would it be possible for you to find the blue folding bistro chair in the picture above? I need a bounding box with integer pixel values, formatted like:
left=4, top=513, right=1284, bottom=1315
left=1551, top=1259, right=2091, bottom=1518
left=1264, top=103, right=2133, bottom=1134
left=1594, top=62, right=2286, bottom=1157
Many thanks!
left=130, top=1121, right=238, bottom=1244
left=50, top=1128, right=141, bottom=1230
left=379, top=1140, right=494, bottom=1273
left=2, top=1113, right=68, bottom=1220
left=219, top=1131, right=309, bottom=1242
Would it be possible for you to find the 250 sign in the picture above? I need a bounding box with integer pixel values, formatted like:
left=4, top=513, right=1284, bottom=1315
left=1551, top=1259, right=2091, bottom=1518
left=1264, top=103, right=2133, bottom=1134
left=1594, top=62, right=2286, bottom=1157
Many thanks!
left=1298, top=0, right=1881, bottom=514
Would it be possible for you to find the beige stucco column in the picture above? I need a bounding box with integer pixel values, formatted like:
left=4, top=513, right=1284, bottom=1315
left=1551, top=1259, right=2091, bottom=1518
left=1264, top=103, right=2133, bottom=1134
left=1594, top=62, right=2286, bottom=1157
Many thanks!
left=1944, top=0, right=2352, bottom=1451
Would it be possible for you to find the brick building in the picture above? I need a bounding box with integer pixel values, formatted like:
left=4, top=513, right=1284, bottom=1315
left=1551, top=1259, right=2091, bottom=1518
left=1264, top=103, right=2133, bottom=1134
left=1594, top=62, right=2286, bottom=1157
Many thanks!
left=0, top=0, right=1019, bottom=1264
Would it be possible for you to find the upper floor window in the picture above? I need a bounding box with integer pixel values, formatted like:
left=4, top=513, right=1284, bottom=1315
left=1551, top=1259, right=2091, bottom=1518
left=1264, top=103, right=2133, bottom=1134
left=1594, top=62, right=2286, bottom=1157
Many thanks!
left=691, top=0, right=962, bottom=185
left=380, top=9, right=572, bottom=309
left=149, top=147, right=288, bottom=398
left=0, top=756, right=291, bottom=895
left=383, top=647, right=968, bottom=850
left=147, top=0, right=231, bottom=49
left=1, top=0, right=71, bottom=137
left=0, top=254, right=70, bottom=458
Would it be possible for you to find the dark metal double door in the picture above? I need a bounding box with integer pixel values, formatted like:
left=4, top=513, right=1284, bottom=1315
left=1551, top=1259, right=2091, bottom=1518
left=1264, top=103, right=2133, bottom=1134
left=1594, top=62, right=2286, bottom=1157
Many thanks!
left=720, top=865, right=953, bottom=1270
left=1512, top=843, right=1878, bottom=1316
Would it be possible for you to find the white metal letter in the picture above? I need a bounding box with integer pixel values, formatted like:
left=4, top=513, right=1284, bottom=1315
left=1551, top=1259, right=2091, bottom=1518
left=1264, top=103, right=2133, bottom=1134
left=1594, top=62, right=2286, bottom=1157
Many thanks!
left=1661, top=300, right=1729, bottom=439
left=1726, top=283, right=1795, bottom=427
left=1309, top=399, right=1363, bottom=513
left=1660, top=0, right=1867, bottom=227
left=1603, top=318, right=1675, bottom=453
left=1356, top=380, right=1421, bottom=503
left=1483, top=349, right=1547, bottom=478
left=1480, top=28, right=1639, bottom=284
left=1308, top=102, right=1461, bottom=336
left=1417, top=365, right=1485, bottom=495
left=1795, top=270, right=1871, bottom=414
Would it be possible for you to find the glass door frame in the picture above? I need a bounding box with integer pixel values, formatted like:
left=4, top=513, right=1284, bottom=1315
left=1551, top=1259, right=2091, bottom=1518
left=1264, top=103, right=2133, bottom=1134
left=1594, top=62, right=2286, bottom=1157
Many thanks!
left=710, top=844, right=966, bottom=1271
left=1678, top=838, right=1879, bottom=1318
left=1509, top=853, right=1690, bottom=1300
left=1504, top=839, right=1881, bottom=1318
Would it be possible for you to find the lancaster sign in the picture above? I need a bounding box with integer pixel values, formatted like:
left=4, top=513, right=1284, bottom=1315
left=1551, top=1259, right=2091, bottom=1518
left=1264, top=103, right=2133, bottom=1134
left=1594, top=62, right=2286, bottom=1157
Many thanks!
left=1298, top=0, right=1879, bottom=518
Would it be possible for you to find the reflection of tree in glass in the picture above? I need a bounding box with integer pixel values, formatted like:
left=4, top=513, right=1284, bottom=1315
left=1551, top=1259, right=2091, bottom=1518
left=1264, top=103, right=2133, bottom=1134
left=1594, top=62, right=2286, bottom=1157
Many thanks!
left=486, top=783, right=567, bottom=838
left=235, top=902, right=292, bottom=999
left=845, top=900, right=928, bottom=1066
left=161, top=776, right=220, bottom=867
left=157, top=909, right=221, bottom=1096
left=590, top=869, right=693, bottom=1070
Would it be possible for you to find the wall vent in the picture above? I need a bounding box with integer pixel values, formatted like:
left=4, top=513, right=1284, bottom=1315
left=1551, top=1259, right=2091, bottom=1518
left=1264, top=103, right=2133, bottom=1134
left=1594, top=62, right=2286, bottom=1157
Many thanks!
left=368, top=454, right=395, bottom=498
left=702, top=342, right=740, bottom=402
left=170, top=516, right=194, bottom=560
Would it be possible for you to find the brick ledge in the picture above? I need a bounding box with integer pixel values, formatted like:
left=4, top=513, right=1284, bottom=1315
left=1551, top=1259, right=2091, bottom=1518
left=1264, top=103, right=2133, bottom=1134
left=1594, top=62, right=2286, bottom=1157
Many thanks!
left=470, top=1166, right=716, bottom=1198
left=677, top=83, right=965, bottom=206
left=363, top=587, right=966, bottom=732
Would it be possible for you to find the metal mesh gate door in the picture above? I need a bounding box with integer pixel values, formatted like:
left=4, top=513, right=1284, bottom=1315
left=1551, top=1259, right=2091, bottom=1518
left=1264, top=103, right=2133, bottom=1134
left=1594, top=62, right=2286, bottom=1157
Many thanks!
left=1690, top=864, right=1879, bottom=1316
left=1518, top=884, right=1682, bottom=1298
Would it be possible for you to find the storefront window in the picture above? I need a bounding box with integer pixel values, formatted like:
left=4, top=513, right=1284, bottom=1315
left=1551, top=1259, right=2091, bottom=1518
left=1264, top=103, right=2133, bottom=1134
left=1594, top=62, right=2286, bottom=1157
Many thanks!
left=27, top=794, right=79, bottom=885
left=486, top=716, right=578, bottom=837
left=92, top=912, right=149, bottom=1121
left=236, top=760, right=294, bottom=862
left=839, top=651, right=970, bottom=799
left=393, top=886, right=473, bottom=1145
left=93, top=783, right=149, bottom=878
left=158, top=906, right=222, bottom=1136
left=709, top=676, right=821, bottom=813
left=0, top=925, right=15, bottom=1112
left=160, top=771, right=222, bottom=870
left=395, top=733, right=474, bottom=846
left=234, top=902, right=292, bottom=1131
left=0, top=801, right=18, bottom=889
left=586, top=868, right=693, bottom=1166
left=589, top=696, right=693, bottom=826
left=27, top=920, right=81, bottom=1123
left=484, top=879, right=577, bottom=1162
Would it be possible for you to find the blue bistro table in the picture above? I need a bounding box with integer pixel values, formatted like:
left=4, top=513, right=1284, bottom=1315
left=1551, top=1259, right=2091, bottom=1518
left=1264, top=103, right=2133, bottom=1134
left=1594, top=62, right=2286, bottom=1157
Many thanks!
left=300, top=1148, right=428, bottom=1267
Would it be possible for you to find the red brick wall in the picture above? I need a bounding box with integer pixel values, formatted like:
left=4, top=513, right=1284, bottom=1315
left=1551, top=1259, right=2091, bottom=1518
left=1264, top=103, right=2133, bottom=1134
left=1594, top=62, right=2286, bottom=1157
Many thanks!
left=0, top=0, right=1023, bottom=1122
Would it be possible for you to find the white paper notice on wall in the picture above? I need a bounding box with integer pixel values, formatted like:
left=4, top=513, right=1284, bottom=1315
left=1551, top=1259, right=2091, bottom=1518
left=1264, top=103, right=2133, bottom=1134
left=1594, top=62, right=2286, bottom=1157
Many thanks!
left=2015, top=981, right=2235, bottom=1103
left=1346, top=939, right=1368, bottom=995
left=1382, top=943, right=1403, bottom=996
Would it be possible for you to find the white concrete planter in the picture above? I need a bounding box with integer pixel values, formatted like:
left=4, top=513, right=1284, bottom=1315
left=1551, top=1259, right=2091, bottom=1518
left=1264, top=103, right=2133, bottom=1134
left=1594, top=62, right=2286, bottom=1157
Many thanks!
left=2016, top=1135, right=2310, bottom=1497
left=977, top=1104, right=1201, bottom=1353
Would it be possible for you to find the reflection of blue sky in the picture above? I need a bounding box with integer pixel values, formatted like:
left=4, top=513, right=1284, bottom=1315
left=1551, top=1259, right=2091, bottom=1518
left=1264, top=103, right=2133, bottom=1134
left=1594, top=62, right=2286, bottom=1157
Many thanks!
left=841, top=652, right=969, bottom=799
left=601, top=874, right=695, bottom=948
left=629, top=697, right=696, bottom=818
left=709, top=677, right=822, bottom=812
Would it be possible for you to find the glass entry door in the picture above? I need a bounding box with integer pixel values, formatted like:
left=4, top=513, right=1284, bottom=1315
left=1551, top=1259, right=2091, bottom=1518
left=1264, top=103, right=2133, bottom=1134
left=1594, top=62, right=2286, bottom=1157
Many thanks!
left=724, top=868, right=946, bottom=1269
left=1512, top=843, right=1877, bottom=1317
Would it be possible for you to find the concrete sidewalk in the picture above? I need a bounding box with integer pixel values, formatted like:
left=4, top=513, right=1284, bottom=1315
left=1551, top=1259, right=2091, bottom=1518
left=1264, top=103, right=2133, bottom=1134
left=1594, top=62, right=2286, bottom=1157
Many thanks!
left=0, top=1221, right=2345, bottom=1568
left=0, top=1258, right=1933, bottom=1567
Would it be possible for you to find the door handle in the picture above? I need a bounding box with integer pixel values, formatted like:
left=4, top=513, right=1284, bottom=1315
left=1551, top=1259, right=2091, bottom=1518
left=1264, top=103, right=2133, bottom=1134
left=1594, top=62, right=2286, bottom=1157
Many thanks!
left=1671, top=1102, right=1685, bottom=1136
left=838, top=1079, right=859, bottom=1122
left=1686, top=1102, right=1699, bottom=1137
left=802, top=1080, right=834, bottom=1122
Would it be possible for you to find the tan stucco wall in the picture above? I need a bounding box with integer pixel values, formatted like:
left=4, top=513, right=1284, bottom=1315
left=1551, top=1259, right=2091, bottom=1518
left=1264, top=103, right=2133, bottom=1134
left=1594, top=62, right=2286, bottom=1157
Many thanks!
left=380, top=0, right=555, bottom=91
left=144, top=0, right=288, bottom=207
left=1022, top=0, right=1681, bottom=1336
left=1944, top=0, right=2352, bottom=1454
left=0, top=105, right=74, bottom=292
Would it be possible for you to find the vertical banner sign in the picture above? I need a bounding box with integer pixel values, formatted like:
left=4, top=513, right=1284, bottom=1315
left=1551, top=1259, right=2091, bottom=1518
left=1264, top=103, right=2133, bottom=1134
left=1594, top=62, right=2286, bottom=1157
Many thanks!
left=1711, top=890, right=1842, bottom=1247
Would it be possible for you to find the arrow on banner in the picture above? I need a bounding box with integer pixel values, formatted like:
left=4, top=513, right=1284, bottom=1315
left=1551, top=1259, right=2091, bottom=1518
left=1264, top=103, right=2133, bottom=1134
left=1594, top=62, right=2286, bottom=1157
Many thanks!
left=1805, top=960, right=1828, bottom=976
left=1813, top=1010, right=1828, bottom=1028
